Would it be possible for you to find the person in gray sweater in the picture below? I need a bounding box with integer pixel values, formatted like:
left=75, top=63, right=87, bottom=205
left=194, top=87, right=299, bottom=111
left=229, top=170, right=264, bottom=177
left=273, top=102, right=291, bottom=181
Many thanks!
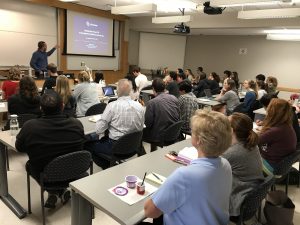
left=223, top=112, right=264, bottom=217
left=216, top=78, right=240, bottom=115
left=73, top=71, right=99, bottom=117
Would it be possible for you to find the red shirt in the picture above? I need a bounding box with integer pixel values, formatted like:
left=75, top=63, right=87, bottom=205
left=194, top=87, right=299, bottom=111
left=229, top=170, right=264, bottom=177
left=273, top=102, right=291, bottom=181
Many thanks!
left=2, top=81, right=19, bottom=100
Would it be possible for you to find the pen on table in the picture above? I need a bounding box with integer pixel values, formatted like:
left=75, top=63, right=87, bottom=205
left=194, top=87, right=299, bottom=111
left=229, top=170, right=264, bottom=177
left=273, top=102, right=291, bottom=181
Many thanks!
left=152, top=172, right=163, bottom=182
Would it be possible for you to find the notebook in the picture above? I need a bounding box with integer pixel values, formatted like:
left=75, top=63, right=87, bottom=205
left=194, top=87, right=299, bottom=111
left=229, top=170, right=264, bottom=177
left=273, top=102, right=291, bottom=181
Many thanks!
left=102, top=86, right=116, bottom=97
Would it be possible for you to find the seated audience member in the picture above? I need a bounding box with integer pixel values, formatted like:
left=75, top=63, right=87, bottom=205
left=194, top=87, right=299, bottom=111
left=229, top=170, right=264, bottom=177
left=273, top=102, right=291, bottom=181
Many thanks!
left=196, top=66, right=206, bottom=77
left=73, top=71, right=100, bottom=117
left=2, top=66, right=21, bottom=100
left=56, top=75, right=76, bottom=117
left=193, top=73, right=209, bottom=97
left=41, top=63, right=58, bottom=95
left=143, top=110, right=232, bottom=225
left=184, top=69, right=195, bottom=82
left=258, top=98, right=296, bottom=175
left=8, top=76, right=41, bottom=115
left=133, top=66, right=148, bottom=93
left=216, top=78, right=240, bottom=115
left=125, top=74, right=139, bottom=100
left=256, top=74, right=266, bottom=83
left=16, top=91, right=85, bottom=208
left=143, top=78, right=180, bottom=151
left=223, top=113, right=264, bottom=217
left=178, top=81, right=198, bottom=133
left=92, top=71, right=105, bottom=97
left=257, top=80, right=267, bottom=100
left=231, top=71, right=239, bottom=89
left=176, top=68, right=184, bottom=75
left=257, top=94, right=300, bottom=143
left=177, top=73, right=188, bottom=84
left=166, top=71, right=180, bottom=98
left=85, top=79, right=145, bottom=169
left=241, top=80, right=257, bottom=113
left=207, top=72, right=220, bottom=94
left=265, top=76, right=278, bottom=95
left=224, top=70, right=232, bottom=78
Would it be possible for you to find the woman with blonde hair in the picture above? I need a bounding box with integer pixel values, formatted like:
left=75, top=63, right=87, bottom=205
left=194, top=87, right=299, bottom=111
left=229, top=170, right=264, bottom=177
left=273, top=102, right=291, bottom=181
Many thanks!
left=56, top=75, right=76, bottom=117
left=259, top=98, right=296, bottom=175
left=2, top=66, right=21, bottom=100
left=223, top=113, right=263, bottom=217
left=73, top=71, right=99, bottom=117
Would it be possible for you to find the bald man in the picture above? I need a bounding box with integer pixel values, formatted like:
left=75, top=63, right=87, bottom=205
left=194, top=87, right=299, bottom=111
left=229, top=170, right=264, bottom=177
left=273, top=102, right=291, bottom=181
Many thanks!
left=85, top=79, right=145, bottom=169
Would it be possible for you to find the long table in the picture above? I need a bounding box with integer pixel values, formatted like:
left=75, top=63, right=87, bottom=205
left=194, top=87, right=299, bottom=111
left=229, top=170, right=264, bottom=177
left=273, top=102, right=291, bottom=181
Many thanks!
left=0, top=115, right=100, bottom=219
left=70, top=139, right=192, bottom=225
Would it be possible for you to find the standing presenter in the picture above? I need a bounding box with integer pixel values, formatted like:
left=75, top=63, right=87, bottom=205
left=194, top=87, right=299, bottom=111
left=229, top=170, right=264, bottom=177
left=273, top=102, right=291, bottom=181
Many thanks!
left=30, top=41, right=59, bottom=79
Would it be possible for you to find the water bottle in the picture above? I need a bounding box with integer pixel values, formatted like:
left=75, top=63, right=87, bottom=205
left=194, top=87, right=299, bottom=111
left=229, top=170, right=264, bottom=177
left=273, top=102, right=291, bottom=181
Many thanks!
left=10, top=115, right=19, bottom=136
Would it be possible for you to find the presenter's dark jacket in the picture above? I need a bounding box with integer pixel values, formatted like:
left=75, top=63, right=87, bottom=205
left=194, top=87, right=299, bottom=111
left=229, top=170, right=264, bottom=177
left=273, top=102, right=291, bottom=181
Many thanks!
left=30, top=48, right=56, bottom=73
left=16, top=114, right=85, bottom=174
left=8, top=94, right=41, bottom=115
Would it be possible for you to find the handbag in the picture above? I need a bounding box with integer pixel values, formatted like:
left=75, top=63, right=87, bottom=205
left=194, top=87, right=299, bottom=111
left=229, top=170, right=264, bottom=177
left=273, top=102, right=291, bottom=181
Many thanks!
left=264, top=190, right=295, bottom=225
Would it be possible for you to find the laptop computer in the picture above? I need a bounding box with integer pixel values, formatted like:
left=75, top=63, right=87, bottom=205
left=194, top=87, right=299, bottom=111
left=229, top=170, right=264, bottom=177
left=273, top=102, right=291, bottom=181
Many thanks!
left=204, top=89, right=214, bottom=100
left=102, top=86, right=117, bottom=97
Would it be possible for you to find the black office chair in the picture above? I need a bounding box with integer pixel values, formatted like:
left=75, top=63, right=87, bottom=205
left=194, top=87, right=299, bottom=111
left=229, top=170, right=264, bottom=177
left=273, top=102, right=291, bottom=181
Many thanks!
left=230, top=175, right=275, bottom=225
left=272, top=150, right=300, bottom=194
left=93, top=131, right=143, bottom=169
left=150, top=121, right=184, bottom=151
left=26, top=151, right=93, bottom=225
left=85, top=103, right=107, bottom=116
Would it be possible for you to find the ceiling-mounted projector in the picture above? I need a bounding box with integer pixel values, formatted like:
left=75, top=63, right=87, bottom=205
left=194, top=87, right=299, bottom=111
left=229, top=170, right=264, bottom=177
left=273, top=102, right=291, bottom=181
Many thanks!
left=174, top=23, right=190, bottom=34
left=203, top=1, right=225, bottom=15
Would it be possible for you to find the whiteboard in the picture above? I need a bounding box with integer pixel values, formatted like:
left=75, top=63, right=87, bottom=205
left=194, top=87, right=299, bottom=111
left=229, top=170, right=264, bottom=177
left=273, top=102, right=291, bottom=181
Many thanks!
left=0, top=0, right=57, bottom=67
left=139, top=32, right=186, bottom=70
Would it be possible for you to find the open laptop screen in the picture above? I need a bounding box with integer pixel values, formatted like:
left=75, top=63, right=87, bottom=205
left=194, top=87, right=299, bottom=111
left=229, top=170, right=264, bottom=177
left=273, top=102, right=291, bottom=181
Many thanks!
left=102, top=86, right=115, bottom=96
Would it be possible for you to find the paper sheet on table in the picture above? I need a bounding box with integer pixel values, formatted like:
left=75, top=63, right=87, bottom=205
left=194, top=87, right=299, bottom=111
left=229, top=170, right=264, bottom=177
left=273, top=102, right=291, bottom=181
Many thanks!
left=146, top=173, right=166, bottom=185
left=88, top=115, right=102, bottom=123
left=0, top=103, right=5, bottom=107
left=178, top=147, right=198, bottom=161
left=198, top=98, right=210, bottom=102
left=108, top=179, right=157, bottom=205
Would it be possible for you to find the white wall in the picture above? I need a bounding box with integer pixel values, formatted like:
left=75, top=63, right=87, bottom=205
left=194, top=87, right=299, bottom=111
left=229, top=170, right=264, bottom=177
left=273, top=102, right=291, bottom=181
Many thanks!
left=0, top=0, right=57, bottom=67
left=184, top=35, right=300, bottom=89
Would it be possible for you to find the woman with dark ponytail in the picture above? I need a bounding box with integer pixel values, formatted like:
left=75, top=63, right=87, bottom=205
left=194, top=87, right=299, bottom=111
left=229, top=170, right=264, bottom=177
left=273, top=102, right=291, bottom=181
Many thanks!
left=223, top=112, right=264, bottom=218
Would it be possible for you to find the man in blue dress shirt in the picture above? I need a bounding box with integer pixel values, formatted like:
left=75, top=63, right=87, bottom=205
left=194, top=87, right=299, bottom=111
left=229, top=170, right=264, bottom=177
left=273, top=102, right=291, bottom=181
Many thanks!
left=30, top=41, right=58, bottom=79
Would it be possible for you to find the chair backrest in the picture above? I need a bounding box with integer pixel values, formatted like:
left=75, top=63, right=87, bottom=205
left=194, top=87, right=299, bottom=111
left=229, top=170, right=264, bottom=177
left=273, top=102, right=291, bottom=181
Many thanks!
left=112, top=130, right=143, bottom=159
left=273, top=150, right=300, bottom=176
left=85, top=103, right=107, bottom=116
left=239, top=175, right=275, bottom=222
left=162, top=121, right=184, bottom=145
left=42, top=150, right=92, bottom=183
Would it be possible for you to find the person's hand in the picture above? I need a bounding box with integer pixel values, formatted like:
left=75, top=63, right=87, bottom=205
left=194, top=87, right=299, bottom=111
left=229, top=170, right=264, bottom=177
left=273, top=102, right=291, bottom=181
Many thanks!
left=54, top=44, right=60, bottom=49
left=256, top=120, right=263, bottom=126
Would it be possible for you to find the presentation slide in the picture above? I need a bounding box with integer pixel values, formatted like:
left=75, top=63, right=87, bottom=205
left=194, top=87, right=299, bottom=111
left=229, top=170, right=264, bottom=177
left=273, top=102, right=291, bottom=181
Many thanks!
left=66, top=11, right=114, bottom=57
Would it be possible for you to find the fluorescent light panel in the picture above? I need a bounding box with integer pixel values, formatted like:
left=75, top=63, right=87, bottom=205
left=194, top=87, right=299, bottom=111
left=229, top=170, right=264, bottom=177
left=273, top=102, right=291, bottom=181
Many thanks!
left=152, top=15, right=192, bottom=24
left=238, top=8, right=300, bottom=19
left=264, top=29, right=300, bottom=34
left=267, top=34, right=300, bottom=41
left=211, top=0, right=290, bottom=7
left=111, top=3, right=157, bottom=15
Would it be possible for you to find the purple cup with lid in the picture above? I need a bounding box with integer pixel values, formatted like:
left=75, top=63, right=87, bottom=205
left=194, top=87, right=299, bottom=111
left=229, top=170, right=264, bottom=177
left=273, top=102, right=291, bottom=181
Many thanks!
left=125, top=175, right=137, bottom=189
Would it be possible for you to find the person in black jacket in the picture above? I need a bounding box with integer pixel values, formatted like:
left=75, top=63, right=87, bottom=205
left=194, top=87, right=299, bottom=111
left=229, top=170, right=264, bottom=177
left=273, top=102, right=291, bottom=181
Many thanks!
left=41, top=63, right=58, bottom=95
left=166, top=71, right=180, bottom=98
left=16, top=91, right=85, bottom=209
left=193, top=74, right=209, bottom=97
left=8, top=76, right=41, bottom=115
